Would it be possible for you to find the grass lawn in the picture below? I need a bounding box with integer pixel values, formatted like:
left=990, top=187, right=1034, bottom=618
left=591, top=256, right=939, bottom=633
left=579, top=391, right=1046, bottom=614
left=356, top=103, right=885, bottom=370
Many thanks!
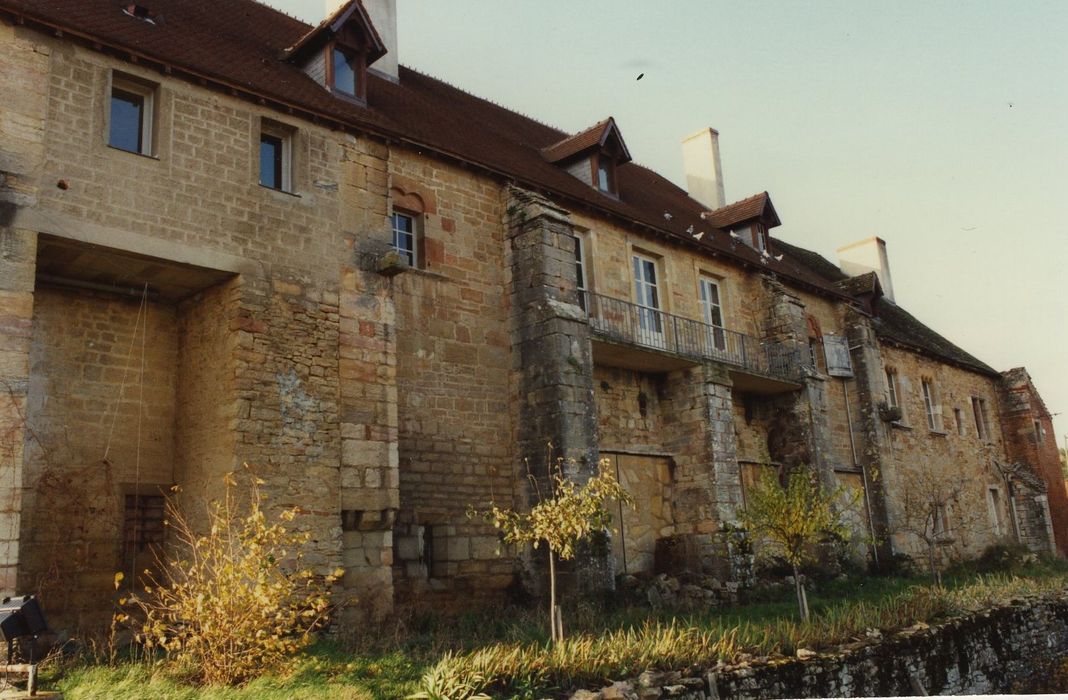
left=42, top=561, right=1068, bottom=700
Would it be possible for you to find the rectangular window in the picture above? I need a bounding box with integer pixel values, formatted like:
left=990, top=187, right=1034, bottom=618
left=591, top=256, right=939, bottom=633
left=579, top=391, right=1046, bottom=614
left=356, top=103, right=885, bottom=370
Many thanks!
left=632, top=253, right=664, bottom=347
left=332, top=46, right=358, bottom=95
left=595, top=156, right=614, bottom=194
left=123, top=493, right=165, bottom=565
left=1034, top=419, right=1045, bottom=442
left=885, top=368, right=899, bottom=408
left=259, top=133, right=284, bottom=189
left=972, top=396, right=990, bottom=441
left=574, top=235, right=588, bottom=311
left=954, top=408, right=965, bottom=435
left=109, top=76, right=154, bottom=155
left=391, top=211, right=417, bottom=266
left=754, top=224, right=767, bottom=253
left=987, top=488, right=1004, bottom=536
left=922, top=379, right=942, bottom=431
left=699, top=277, right=726, bottom=351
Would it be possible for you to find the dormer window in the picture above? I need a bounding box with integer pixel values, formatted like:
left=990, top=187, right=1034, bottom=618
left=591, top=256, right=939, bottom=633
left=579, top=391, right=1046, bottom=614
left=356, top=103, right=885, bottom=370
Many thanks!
left=284, top=1, right=387, bottom=105
left=542, top=117, right=631, bottom=198
left=332, top=46, right=358, bottom=96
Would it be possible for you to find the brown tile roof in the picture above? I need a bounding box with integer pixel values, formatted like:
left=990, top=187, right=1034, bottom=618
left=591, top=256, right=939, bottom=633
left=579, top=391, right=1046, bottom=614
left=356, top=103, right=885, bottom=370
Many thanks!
left=541, top=117, right=631, bottom=165
left=773, top=242, right=997, bottom=376
left=702, top=192, right=781, bottom=229
left=0, top=0, right=846, bottom=298
left=284, top=0, right=385, bottom=63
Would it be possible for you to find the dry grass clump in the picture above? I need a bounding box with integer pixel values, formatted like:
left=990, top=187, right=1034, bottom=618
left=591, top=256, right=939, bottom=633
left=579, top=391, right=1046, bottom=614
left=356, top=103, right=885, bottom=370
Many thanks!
left=414, top=573, right=1066, bottom=699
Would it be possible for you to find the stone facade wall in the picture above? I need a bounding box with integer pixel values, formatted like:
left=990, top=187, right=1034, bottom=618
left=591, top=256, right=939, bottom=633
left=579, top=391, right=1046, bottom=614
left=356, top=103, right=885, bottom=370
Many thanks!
left=388, top=150, right=515, bottom=605
left=20, top=286, right=178, bottom=628
left=877, top=344, right=1013, bottom=560
left=594, top=367, right=669, bottom=454
left=0, top=18, right=52, bottom=597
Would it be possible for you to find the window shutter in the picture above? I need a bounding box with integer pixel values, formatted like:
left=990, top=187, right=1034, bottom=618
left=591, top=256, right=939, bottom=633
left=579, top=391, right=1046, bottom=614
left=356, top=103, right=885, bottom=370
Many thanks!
left=823, top=335, right=854, bottom=377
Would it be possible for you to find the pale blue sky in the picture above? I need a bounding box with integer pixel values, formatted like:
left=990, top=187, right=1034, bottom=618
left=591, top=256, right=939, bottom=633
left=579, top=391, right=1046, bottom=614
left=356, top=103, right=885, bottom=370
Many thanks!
left=267, top=1, right=1068, bottom=445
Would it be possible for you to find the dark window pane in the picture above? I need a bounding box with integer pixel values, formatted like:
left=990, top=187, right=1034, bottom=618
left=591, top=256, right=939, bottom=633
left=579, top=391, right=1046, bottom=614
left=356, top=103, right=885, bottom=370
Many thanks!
left=333, top=48, right=357, bottom=95
left=110, top=88, right=144, bottom=153
left=260, top=134, right=283, bottom=189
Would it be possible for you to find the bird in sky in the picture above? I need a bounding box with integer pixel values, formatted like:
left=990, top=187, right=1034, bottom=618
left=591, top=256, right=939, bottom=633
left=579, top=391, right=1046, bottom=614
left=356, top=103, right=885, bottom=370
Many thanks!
left=636, top=73, right=645, bottom=81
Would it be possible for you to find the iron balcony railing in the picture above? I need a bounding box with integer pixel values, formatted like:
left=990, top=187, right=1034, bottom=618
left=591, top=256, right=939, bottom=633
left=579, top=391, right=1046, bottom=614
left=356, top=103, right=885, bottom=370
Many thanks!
left=583, top=291, right=809, bottom=381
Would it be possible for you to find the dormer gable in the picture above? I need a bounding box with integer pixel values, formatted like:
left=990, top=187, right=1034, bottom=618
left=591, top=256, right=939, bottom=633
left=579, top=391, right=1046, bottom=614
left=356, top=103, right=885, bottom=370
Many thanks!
left=541, top=118, right=632, bottom=197
left=284, top=0, right=387, bottom=104
left=702, top=192, right=781, bottom=253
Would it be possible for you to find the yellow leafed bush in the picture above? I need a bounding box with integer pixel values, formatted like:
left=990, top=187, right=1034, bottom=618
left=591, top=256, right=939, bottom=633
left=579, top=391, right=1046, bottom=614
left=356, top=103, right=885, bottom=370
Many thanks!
left=125, top=467, right=343, bottom=686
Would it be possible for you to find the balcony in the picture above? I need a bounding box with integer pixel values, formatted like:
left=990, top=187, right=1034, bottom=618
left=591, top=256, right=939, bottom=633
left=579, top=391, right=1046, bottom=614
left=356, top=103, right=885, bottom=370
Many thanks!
left=583, top=292, right=808, bottom=392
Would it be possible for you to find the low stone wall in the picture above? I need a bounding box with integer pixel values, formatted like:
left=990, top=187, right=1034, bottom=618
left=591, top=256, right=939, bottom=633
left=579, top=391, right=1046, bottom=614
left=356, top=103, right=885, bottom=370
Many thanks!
left=572, top=591, right=1068, bottom=699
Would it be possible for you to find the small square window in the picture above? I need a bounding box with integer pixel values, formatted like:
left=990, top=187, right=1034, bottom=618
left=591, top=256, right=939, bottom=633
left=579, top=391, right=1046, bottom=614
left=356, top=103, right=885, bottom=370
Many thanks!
left=391, top=211, right=418, bottom=267
left=109, top=76, right=155, bottom=155
left=332, top=46, right=358, bottom=96
left=259, top=125, right=293, bottom=192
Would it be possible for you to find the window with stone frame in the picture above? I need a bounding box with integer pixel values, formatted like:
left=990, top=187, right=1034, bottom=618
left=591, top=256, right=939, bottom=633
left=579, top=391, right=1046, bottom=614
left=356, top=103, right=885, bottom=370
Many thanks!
left=922, top=378, right=943, bottom=432
left=259, top=121, right=294, bottom=192
left=109, top=73, right=156, bottom=156
left=885, top=367, right=906, bottom=422
left=806, top=315, right=826, bottom=372
left=391, top=210, right=419, bottom=267
left=972, top=396, right=991, bottom=441
left=954, top=407, right=965, bottom=435
left=574, top=232, right=589, bottom=311
left=987, top=487, right=1005, bottom=536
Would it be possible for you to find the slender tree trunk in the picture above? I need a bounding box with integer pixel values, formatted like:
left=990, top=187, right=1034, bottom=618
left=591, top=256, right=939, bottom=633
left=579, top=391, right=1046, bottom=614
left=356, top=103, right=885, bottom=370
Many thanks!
left=927, top=542, right=941, bottom=588
left=548, top=549, right=559, bottom=643
left=792, top=564, right=809, bottom=621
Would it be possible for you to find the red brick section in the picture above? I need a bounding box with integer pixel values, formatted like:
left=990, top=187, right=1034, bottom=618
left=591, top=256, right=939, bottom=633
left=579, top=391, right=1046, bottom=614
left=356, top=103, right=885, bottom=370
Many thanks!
left=1000, top=368, right=1068, bottom=556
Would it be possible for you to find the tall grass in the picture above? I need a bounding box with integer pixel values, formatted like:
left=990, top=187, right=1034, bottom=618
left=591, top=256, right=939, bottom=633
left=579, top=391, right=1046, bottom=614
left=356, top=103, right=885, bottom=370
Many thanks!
left=415, top=573, right=1068, bottom=699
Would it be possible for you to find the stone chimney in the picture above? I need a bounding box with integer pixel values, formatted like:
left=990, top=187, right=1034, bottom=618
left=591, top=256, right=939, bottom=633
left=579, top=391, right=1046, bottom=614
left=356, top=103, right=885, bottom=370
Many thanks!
left=682, top=128, right=726, bottom=211
left=325, top=0, right=399, bottom=82
left=837, top=237, right=896, bottom=302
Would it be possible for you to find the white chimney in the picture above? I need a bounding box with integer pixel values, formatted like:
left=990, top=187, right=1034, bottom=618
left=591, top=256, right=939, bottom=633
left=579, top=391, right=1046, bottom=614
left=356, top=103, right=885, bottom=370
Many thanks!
left=837, top=237, right=896, bottom=302
left=682, top=128, right=726, bottom=211
left=324, top=1, right=399, bottom=82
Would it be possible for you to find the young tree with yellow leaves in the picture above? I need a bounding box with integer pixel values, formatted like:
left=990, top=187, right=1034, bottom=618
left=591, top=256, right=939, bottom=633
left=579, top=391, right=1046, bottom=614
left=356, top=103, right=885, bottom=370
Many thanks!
left=740, top=466, right=852, bottom=621
left=471, top=451, right=631, bottom=643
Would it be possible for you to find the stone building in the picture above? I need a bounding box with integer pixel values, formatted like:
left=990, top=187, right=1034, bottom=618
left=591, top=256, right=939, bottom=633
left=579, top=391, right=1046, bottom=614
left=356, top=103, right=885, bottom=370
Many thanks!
left=0, top=0, right=1063, bottom=630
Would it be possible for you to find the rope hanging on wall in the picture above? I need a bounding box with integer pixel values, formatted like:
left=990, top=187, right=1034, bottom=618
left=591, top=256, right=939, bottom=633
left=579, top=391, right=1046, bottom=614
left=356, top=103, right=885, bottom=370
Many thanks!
left=97, top=283, right=150, bottom=585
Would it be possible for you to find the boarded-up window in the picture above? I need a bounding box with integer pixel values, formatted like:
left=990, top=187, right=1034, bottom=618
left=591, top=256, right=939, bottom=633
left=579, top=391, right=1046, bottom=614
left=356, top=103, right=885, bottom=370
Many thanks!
left=123, top=493, right=165, bottom=563
left=823, top=335, right=854, bottom=377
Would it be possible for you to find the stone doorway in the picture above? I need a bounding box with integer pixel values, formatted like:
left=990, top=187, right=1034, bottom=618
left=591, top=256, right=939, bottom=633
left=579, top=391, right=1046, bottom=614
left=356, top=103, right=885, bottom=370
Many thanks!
left=603, top=452, right=674, bottom=575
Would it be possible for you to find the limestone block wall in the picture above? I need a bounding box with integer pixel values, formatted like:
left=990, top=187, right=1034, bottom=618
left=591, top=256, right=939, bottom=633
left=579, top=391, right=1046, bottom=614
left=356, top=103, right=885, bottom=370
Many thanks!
left=0, top=18, right=51, bottom=597
left=594, top=366, right=669, bottom=454
left=20, top=286, right=178, bottom=629
left=1, top=28, right=399, bottom=623
left=877, top=344, right=1014, bottom=560
left=389, top=151, right=515, bottom=605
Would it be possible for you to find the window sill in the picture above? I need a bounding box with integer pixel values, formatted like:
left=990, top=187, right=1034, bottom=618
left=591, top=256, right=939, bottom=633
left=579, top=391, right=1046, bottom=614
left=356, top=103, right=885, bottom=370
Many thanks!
left=890, top=421, right=913, bottom=430
left=405, top=267, right=449, bottom=282
left=258, top=184, right=302, bottom=198
left=330, top=89, right=368, bottom=108
left=107, top=145, right=159, bottom=160
left=929, top=429, right=949, bottom=437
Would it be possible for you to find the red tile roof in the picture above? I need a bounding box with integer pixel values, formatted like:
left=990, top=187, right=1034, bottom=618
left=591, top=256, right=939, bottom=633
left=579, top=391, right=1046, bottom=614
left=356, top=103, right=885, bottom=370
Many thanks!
left=541, top=117, right=631, bottom=165
left=702, top=192, right=781, bottom=229
left=0, top=0, right=846, bottom=298
left=284, top=0, right=385, bottom=63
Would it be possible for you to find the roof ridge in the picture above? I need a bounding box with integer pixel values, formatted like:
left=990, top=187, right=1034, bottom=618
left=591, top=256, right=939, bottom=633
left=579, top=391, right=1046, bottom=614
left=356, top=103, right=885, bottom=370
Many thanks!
left=397, top=65, right=570, bottom=140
